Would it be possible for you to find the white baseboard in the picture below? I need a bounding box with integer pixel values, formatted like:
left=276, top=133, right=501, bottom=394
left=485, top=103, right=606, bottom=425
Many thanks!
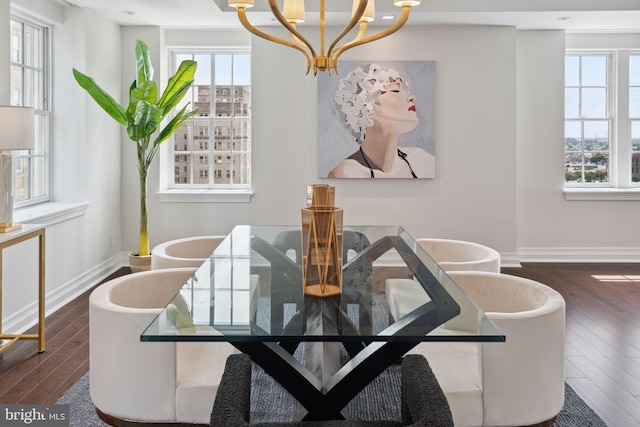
left=2, top=253, right=124, bottom=335
left=373, top=251, right=524, bottom=269
left=498, top=252, right=521, bottom=268
left=517, top=247, right=640, bottom=263
left=366, top=248, right=639, bottom=268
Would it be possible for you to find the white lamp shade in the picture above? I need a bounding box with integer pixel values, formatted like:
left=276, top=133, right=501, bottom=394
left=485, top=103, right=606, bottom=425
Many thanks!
left=394, top=0, right=421, bottom=6
left=353, top=0, right=375, bottom=22
left=0, top=106, right=35, bottom=151
left=283, top=0, right=305, bottom=23
left=228, top=0, right=254, bottom=8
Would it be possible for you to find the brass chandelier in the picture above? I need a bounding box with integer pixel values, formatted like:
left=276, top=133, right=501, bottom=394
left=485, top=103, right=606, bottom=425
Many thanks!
left=227, top=0, right=422, bottom=75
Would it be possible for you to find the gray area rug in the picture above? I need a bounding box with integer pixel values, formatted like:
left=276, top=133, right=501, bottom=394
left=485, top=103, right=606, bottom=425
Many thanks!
left=58, top=363, right=607, bottom=426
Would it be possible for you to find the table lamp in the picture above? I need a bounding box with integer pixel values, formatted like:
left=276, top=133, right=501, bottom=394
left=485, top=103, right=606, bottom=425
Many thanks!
left=0, top=106, right=35, bottom=233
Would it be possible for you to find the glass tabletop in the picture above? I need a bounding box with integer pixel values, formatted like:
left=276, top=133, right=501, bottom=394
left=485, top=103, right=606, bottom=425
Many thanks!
left=141, top=225, right=504, bottom=343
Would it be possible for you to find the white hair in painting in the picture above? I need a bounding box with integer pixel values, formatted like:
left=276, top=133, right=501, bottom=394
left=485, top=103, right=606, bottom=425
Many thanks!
left=333, top=63, right=407, bottom=144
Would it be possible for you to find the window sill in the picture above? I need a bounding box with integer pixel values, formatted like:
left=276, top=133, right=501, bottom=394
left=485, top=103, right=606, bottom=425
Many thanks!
left=563, top=188, right=640, bottom=201
left=158, top=189, right=253, bottom=203
left=14, top=201, right=90, bottom=226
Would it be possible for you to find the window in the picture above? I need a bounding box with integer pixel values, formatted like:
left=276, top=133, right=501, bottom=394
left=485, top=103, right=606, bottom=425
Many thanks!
left=10, top=16, right=50, bottom=207
left=565, top=51, right=640, bottom=188
left=632, top=55, right=640, bottom=181
left=169, top=50, right=251, bottom=189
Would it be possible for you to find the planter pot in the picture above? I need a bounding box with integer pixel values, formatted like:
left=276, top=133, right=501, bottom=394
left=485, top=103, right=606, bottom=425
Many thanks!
left=128, top=252, right=151, bottom=273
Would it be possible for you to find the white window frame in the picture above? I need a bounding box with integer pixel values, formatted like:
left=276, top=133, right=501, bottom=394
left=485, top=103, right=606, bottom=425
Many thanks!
left=159, top=48, right=252, bottom=203
left=564, top=49, right=640, bottom=201
left=630, top=53, right=640, bottom=184
left=10, top=14, right=50, bottom=209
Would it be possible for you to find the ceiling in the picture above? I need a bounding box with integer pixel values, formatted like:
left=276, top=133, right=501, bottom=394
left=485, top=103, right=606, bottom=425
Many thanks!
left=57, top=0, right=640, bottom=32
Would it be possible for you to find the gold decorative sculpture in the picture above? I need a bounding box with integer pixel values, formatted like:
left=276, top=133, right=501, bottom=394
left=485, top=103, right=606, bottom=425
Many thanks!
left=301, top=184, right=343, bottom=297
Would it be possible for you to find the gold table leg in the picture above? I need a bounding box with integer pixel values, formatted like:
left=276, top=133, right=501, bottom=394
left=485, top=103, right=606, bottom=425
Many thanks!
left=37, top=230, right=45, bottom=353
left=0, top=226, right=46, bottom=355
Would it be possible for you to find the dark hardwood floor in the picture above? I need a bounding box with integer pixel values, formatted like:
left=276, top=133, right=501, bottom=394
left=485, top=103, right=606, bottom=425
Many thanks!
left=2, top=263, right=640, bottom=426
left=0, top=268, right=129, bottom=405
left=502, top=263, right=640, bottom=427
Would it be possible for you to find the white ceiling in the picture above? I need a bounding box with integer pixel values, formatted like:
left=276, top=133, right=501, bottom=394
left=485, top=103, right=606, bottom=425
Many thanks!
left=58, top=0, right=640, bottom=32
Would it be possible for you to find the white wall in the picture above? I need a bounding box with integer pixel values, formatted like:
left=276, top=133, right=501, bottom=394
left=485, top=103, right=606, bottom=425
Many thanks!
left=2, top=4, right=123, bottom=333
left=517, top=31, right=640, bottom=261
left=119, top=25, right=520, bottom=266
left=127, top=24, right=640, bottom=266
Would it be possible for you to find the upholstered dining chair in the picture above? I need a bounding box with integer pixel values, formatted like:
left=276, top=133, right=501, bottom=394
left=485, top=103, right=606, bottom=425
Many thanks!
left=209, top=353, right=454, bottom=427
left=386, top=238, right=500, bottom=322
left=414, top=238, right=500, bottom=273
left=89, top=268, right=237, bottom=425
left=151, top=235, right=226, bottom=269
left=410, top=272, right=566, bottom=427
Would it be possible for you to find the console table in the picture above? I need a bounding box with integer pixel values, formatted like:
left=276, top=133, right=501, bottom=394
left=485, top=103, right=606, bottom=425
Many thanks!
left=0, top=224, right=46, bottom=354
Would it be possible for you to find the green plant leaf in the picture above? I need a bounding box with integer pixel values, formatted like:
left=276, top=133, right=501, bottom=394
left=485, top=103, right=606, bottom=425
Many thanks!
left=158, top=60, right=197, bottom=111
left=73, top=68, right=127, bottom=126
left=126, top=80, right=137, bottom=116
left=136, top=101, right=162, bottom=133
left=129, top=80, right=158, bottom=115
left=127, top=101, right=161, bottom=142
left=154, top=105, right=199, bottom=146
left=135, top=40, right=153, bottom=85
left=127, top=121, right=144, bottom=143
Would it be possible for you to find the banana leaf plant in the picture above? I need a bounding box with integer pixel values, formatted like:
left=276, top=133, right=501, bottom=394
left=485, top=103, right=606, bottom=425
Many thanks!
left=73, top=39, right=198, bottom=257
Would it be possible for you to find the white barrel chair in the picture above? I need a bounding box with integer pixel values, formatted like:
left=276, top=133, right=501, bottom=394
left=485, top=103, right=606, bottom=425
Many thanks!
left=152, top=235, right=261, bottom=333
left=415, top=238, right=500, bottom=273
left=412, top=272, right=566, bottom=427
left=151, top=235, right=226, bottom=270
left=386, top=238, right=501, bottom=321
left=89, top=268, right=237, bottom=424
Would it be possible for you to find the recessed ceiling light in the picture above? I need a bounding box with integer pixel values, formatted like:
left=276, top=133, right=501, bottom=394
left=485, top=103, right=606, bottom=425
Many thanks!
left=382, top=15, right=394, bottom=20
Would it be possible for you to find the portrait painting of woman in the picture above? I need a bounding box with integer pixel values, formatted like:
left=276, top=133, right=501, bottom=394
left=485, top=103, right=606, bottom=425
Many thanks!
left=317, top=61, right=436, bottom=179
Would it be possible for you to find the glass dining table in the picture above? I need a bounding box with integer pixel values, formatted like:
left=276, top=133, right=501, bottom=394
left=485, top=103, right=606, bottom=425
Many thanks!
left=141, top=225, right=505, bottom=421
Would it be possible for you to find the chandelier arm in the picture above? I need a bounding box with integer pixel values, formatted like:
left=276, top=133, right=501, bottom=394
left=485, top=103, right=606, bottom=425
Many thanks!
left=328, top=21, right=367, bottom=75
left=340, top=21, right=368, bottom=50
left=325, top=0, right=369, bottom=59
left=288, top=24, right=310, bottom=51
left=327, top=21, right=367, bottom=74
left=237, top=7, right=313, bottom=74
left=290, top=33, right=309, bottom=50
left=267, top=0, right=317, bottom=59
left=332, top=5, right=411, bottom=65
